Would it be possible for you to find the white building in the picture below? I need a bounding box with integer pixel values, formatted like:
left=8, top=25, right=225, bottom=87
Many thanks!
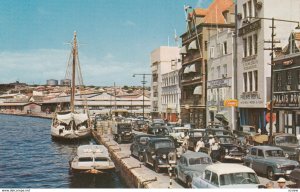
left=150, top=46, right=180, bottom=119
left=207, top=28, right=235, bottom=129
left=237, top=0, right=300, bottom=132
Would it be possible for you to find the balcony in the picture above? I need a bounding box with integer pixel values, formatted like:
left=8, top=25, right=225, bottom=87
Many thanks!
left=181, top=97, right=201, bottom=107
left=182, top=51, right=202, bottom=64
left=181, top=75, right=202, bottom=86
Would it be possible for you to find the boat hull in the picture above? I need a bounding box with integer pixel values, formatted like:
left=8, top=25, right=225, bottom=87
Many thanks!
left=51, top=126, right=91, bottom=141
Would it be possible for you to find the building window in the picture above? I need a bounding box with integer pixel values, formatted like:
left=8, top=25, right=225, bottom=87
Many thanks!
left=254, top=70, right=258, bottom=91
left=217, top=66, right=221, bottom=79
left=243, top=38, right=248, bottom=57
left=223, top=64, right=227, bottom=78
left=205, top=41, right=208, bottom=51
left=211, top=67, right=214, bottom=79
left=248, top=36, right=253, bottom=56
left=248, top=71, right=253, bottom=91
left=287, top=71, right=292, bottom=85
left=243, top=3, right=247, bottom=19
left=219, top=43, right=223, bottom=56
left=248, top=1, right=252, bottom=18
left=276, top=72, right=282, bottom=91
left=254, top=34, right=258, bottom=54
left=223, top=41, right=227, bottom=54
left=253, top=0, right=258, bottom=17
left=243, top=72, right=248, bottom=92
left=210, top=47, right=215, bottom=58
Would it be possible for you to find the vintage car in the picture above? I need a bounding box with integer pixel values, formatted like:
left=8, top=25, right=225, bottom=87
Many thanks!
left=192, top=163, right=260, bottom=188
left=289, top=168, right=300, bottom=188
left=142, top=137, right=178, bottom=173
left=132, top=120, right=147, bottom=131
left=187, top=129, right=205, bottom=151
left=111, top=122, right=134, bottom=143
left=250, top=133, right=300, bottom=162
left=203, top=128, right=234, bottom=139
left=147, top=125, right=170, bottom=136
left=130, top=134, right=166, bottom=162
left=169, top=127, right=190, bottom=147
left=243, top=146, right=299, bottom=180
left=175, top=151, right=212, bottom=188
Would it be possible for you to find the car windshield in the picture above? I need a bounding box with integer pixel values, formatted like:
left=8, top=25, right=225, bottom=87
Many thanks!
left=220, top=172, right=259, bottom=186
left=218, top=137, right=234, bottom=144
left=265, top=150, right=284, bottom=157
left=154, top=128, right=169, bottom=135
left=189, top=157, right=211, bottom=165
left=275, top=136, right=298, bottom=145
left=193, top=132, right=203, bottom=137
left=155, top=141, right=174, bottom=149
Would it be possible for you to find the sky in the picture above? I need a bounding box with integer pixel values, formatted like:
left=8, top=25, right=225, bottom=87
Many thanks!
left=0, top=0, right=213, bottom=86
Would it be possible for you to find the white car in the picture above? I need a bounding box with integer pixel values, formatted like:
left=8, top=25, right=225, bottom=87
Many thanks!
left=192, top=163, right=260, bottom=188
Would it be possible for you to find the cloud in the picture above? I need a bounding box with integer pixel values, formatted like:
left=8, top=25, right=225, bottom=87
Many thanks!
left=122, top=20, right=136, bottom=27
left=0, top=49, right=150, bottom=86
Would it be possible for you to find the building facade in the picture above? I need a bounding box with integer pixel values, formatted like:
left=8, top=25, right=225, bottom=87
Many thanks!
left=150, top=46, right=180, bottom=119
left=207, top=28, right=235, bottom=129
left=180, top=0, right=235, bottom=128
left=273, top=32, right=300, bottom=135
left=236, top=0, right=300, bottom=132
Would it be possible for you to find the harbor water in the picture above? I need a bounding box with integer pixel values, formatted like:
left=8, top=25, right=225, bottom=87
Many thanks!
left=0, top=114, right=127, bottom=188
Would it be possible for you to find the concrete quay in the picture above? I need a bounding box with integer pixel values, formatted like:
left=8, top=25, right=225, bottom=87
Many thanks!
left=92, top=121, right=183, bottom=188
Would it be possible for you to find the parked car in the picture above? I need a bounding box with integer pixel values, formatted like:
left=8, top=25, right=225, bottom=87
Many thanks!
left=142, top=138, right=178, bottom=173
left=111, top=122, right=133, bottom=143
left=130, top=134, right=165, bottom=162
left=169, top=127, right=190, bottom=147
left=243, top=146, right=299, bottom=180
left=132, top=120, right=147, bottom=131
left=175, top=151, right=212, bottom=188
left=147, top=125, right=170, bottom=136
left=289, top=168, right=300, bottom=188
left=192, top=163, right=260, bottom=188
left=203, top=128, right=234, bottom=138
left=188, top=129, right=205, bottom=151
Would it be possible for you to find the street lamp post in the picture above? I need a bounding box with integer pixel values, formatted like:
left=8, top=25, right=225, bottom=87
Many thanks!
left=247, top=16, right=300, bottom=143
left=133, top=73, right=151, bottom=121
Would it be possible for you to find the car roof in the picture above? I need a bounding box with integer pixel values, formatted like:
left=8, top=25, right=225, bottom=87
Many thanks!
left=150, top=138, right=173, bottom=142
left=190, top=129, right=205, bottom=132
left=181, top=151, right=211, bottom=159
left=173, top=127, right=190, bottom=130
left=250, top=145, right=282, bottom=150
left=206, top=163, right=255, bottom=174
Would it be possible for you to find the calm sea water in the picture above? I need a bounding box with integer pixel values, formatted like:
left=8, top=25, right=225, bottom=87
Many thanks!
left=0, top=114, right=127, bottom=188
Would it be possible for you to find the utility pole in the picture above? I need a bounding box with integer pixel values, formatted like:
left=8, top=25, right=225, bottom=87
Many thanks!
left=133, top=74, right=151, bottom=121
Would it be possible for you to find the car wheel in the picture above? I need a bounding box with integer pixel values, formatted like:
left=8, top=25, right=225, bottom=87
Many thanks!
left=186, top=177, right=192, bottom=188
left=138, top=153, right=144, bottom=162
left=267, top=167, right=275, bottom=180
left=154, top=162, right=160, bottom=173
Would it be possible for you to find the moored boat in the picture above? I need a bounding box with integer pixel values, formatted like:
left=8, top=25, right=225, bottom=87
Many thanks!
left=70, top=145, right=115, bottom=174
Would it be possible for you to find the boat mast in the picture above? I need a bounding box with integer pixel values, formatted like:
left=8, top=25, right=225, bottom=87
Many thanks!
left=70, top=31, right=77, bottom=113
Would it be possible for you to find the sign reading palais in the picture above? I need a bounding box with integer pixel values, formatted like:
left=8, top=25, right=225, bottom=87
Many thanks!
left=273, top=92, right=300, bottom=108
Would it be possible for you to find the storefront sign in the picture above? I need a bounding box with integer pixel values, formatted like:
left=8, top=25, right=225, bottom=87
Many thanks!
left=208, top=106, right=218, bottom=111
left=273, top=92, right=300, bottom=108
left=238, top=19, right=261, bottom=36
left=239, top=92, right=263, bottom=105
left=207, top=78, right=231, bottom=89
left=224, top=99, right=238, bottom=107
left=283, top=59, right=294, bottom=66
left=243, top=57, right=258, bottom=70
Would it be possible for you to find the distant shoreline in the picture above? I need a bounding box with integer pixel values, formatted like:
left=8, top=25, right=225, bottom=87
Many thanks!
left=0, top=112, right=52, bottom=119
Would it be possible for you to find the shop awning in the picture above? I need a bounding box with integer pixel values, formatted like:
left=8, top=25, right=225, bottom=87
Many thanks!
left=188, top=40, right=198, bottom=50
left=215, top=111, right=229, bottom=123
left=189, top=64, right=196, bottom=72
left=179, top=46, right=187, bottom=54
left=193, top=86, right=202, bottom=95
left=183, top=66, right=190, bottom=74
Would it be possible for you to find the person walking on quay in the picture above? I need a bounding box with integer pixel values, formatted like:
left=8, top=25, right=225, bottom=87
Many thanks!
left=265, top=181, right=274, bottom=188
left=277, top=177, right=288, bottom=189
left=195, top=138, right=205, bottom=152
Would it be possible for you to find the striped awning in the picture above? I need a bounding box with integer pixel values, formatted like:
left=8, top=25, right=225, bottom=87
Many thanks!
left=179, top=46, right=187, bottom=54
left=183, top=66, right=190, bottom=74
left=189, top=64, right=196, bottom=72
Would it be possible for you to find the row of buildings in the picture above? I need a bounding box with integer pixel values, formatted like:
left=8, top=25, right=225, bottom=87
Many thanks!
left=150, top=0, right=300, bottom=135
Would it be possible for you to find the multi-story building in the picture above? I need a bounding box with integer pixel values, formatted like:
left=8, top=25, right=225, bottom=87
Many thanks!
left=236, top=0, right=300, bottom=132
left=207, top=28, right=235, bottom=129
left=150, top=46, right=180, bottom=119
left=273, top=31, right=300, bottom=135
left=161, top=59, right=181, bottom=122
left=180, top=0, right=235, bottom=128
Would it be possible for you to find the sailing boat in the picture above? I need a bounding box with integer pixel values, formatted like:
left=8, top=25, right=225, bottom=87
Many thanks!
left=51, top=32, right=92, bottom=140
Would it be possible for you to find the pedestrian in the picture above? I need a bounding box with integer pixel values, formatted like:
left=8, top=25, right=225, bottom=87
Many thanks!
left=277, top=177, right=288, bottom=189
left=211, top=141, right=220, bottom=162
left=195, top=138, right=205, bottom=152
left=182, top=134, right=189, bottom=153
left=208, top=135, right=215, bottom=155
left=265, top=181, right=274, bottom=188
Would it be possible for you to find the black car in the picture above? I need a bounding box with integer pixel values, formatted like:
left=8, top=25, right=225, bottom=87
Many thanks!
left=132, top=120, right=147, bottom=131
left=203, top=135, right=245, bottom=162
left=130, top=134, right=163, bottom=161
left=147, top=125, right=170, bottom=136
left=112, top=122, right=134, bottom=143
left=187, top=129, right=205, bottom=151
left=203, top=128, right=234, bottom=138
left=142, top=138, right=177, bottom=173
